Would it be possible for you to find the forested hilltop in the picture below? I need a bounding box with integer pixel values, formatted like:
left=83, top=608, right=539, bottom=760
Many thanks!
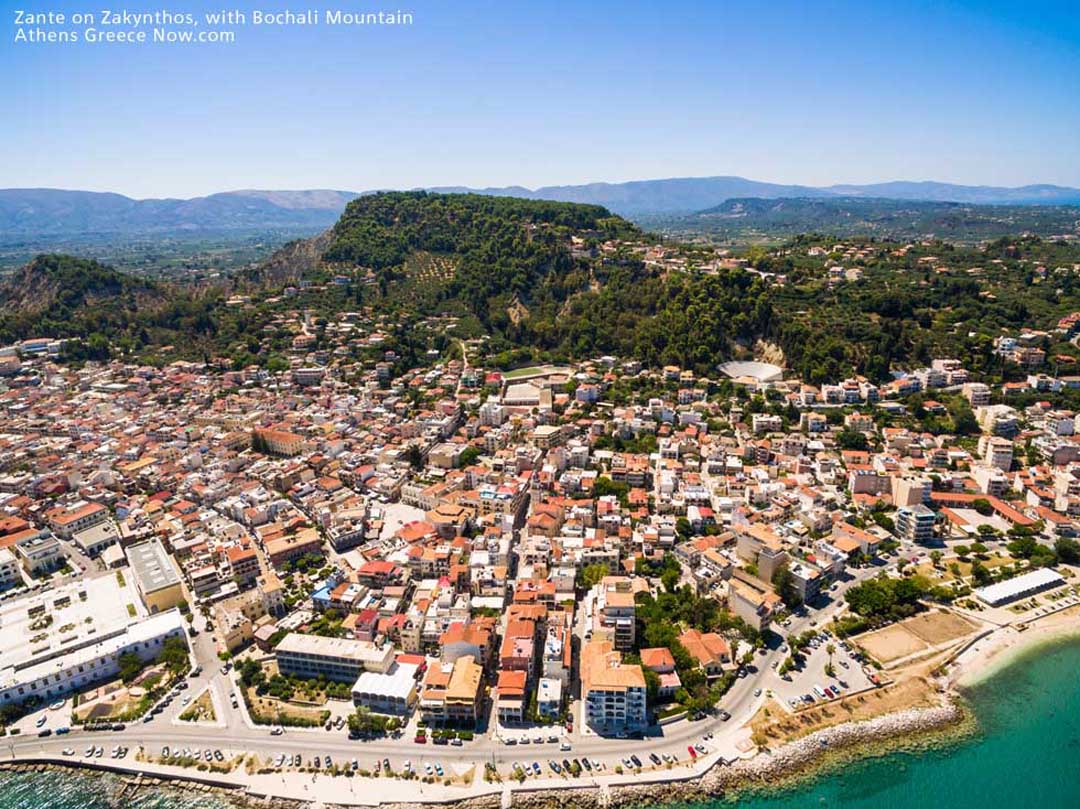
left=3, top=192, right=1080, bottom=388
left=271, top=191, right=772, bottom=371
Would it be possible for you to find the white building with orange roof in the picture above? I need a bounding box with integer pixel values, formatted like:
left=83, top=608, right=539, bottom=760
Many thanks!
left=580, top=638, right=647, bottom=735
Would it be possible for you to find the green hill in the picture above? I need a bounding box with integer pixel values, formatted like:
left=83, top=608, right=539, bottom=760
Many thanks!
left=263, top=191, right=771, bottom=370
left=0, top=254, right=217, bottom=359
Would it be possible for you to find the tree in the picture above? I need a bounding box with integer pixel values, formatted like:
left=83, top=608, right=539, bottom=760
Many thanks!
left=458, top=446, right=481, bottom=467
left=578, top=563, right=609, bottom=590
left=930, top=550, right=943, bottom=568
left=661, top=567, right=681, bottom=594
left=642, top=667, right=661, bottom=704
left=403, top=445, right=424, bottom=470
left=1055, top=537, right=1080, bottom=565
left=118, top=652, right=145, bottom=684
left=348, top=707, right=391, bottom=736
left=837, top=429, right=869, bottom=451
left=972, top=498, right=994, bottom=517
left=771, top=563, right=802, bottom=609
left=845, top=574, right=930, bottom=623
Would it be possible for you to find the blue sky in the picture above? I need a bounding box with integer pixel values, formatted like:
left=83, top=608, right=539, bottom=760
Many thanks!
left=2, top=0, right=1078, bottom=197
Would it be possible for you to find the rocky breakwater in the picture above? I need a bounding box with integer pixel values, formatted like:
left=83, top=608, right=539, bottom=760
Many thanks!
left=603, top=702, right=968, bottom=807
left=379, top=703, right=967, bottom=809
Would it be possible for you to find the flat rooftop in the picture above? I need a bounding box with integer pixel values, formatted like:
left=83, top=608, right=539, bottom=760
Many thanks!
left=126, top=539, right=181, bottom=593
left=0, top=574, right=146, bottom=674
left=975, top=567, right=1064, bottom=605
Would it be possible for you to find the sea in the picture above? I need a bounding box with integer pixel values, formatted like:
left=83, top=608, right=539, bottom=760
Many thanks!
left=2, top=636, right=1079, bottom=809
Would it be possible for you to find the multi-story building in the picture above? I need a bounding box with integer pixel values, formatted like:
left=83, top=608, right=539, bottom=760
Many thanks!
left=14, top=533, right=64, bottom=577
left=45, top=501, right=109, bottom=539
left=980, top=435, right=1014, bottom=472
left=275, top=634, right=395, bottom=682
left=253, top=428, right=307, bottom=457
left=581, top=639, right=647, bottom=736
left=226, top=546, right=261, bottom=587
left=963, top=382, right=992, bottom=407
left=127, top=538, right=185, bottom=614
left=0, top=547, right=21, bottom=590
left=727, top=569, right=780, bottom=632
left=0, top=578, right=186, bottom=707
left=592, top=577, right=642, bottom=651
left=418, top=654, right=484, bottom=726
left=896, top=503, right=936, bottom=543
left=892, top=476, right=932, bottom=507
left=351, top=659, right=420, bottom=716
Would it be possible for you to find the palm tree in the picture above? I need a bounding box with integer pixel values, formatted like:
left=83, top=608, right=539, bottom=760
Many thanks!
left=825, top=643, right=836, bottom=677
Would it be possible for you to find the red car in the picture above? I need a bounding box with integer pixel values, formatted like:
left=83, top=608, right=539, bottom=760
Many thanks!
left=687, top=745, right=698, bottom=758
left=414, top=735, right=427, bottom=744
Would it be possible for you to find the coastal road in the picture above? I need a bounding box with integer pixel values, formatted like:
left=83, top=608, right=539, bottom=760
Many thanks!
left=7, top=564, right=885, bottom=781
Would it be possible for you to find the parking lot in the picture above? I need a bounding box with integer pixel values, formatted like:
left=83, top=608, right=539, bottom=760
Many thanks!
left=764, top=631, right=877, bottom=711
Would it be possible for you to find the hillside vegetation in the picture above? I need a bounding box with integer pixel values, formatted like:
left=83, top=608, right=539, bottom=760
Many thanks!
left=0, top=254, right=219, bottom=359
left=5, top=194, right=1080, bottom=387
left=311, top=192, right=771, bottom=368
left=643, top=197, right=1080, bottom=244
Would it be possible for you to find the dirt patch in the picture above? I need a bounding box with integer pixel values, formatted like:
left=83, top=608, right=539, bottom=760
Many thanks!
left=904, top=611, right=976, bottom=646
left=245, top=686, right=328, bottom=726
left=855, top=610, right=979, bottom=665
left=179, top=689, right=216, bottom=723
left=749, top=677, right=939, bottom=748
left=856, top=624, right=928, bottom=664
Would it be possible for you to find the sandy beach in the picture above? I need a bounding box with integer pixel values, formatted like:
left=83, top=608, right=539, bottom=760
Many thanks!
left=948, top=604, right=1080, bottom=689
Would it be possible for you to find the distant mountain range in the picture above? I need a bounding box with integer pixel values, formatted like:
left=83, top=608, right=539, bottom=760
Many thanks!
left=0, top=188, right=360, bottom=237
left=1, top=177, right=1078, bottom=240
left=653, top=196, right=1080, bottom=243
left=432, top=177, right=1080, bottom=215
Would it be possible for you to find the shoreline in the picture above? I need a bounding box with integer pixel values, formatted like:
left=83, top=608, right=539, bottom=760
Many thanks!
left=4, top=611, right=1080, bottom=809
left=948, top=603, right=1080, bottom=690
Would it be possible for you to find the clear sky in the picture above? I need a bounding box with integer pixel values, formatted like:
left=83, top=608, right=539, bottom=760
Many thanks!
left=2, top=0, right=1078, bottom=198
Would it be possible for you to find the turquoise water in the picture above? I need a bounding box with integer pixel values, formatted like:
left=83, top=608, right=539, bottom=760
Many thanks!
left=1, top=636, right=1079, bottom=808
left=697, top=635, right=1080, bottom=809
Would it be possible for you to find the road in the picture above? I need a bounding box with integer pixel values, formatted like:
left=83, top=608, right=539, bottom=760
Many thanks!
left=7, top=559, right=889, bottom=793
